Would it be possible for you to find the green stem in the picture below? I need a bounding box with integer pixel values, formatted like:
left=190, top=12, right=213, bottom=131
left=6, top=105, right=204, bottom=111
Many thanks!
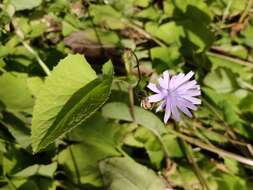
left=68, top=144, right=81, bottom=185
left=181, top=140, right=210, bottom=190
left=22, top=41, right=51, bottom=76
left=12, top=19, right=51, bottom=76
left=157, top=134, right=171, bottom=159
left=5, top=175, right=17, bottom=190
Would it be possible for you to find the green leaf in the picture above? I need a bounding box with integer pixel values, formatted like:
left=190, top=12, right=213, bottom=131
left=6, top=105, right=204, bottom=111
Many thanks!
left=207, top=53, right=253, bottom=80
left=13, top=163, right=57, bottom=178
left=102, top=102, right=167, bottom=136
left=31, top=54, right=97, bottom=152
left=89, top=5, right=125, bottom=29
left=155, top=22, right=183, bottom=44
left=134, top=0, right=150, bottom=7
left=239, top=90, right=253, bottom=110
left=27, top=77, right=44, bottom=98
left=216, top=173, right=248, bottom=190
left=58, top=113, right=123, bottom=186
left=0, top=72, right=34, bottom=113
left=203, top=67, right=238, bottom=93
left=32, top=59, right=113, bottom=153
left=10, top=0, right=42, bottom=11
left=133, top=128, right=164, bottom=168
left=224, top=158, right=239, bottom=174
left=162, top=133, right=184, bottom=158
left=150, top=46, right=181, bottom=72
left=135, top=7, right=160, bottom=20
left=1, top=112, right=31, bottom=148
left=99, top=157, right=167, bottom=190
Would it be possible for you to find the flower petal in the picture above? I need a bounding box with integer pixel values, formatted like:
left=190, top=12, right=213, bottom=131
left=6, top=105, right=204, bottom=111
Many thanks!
left=170, top=73, right=184, bottom=89
left=148, top=94, right=163, bottom=103
left=164, top=98, right=171, bottom=123
left=176, top=80, right=197, bottom=92
left=156, top=100, right=166, bottom=112
left=177, top=97, right=197, bottom=110
left=171, top=97, right=180, bottom=121
left=181, top=96, right=201, bottom=105
left=147, top=83, right=160, bottom=93
left=176, top=101, right=193, bottom=118
left=173, top=71, right=194, bottom=89
left=179, top=89, right=201, bottom=96
left=158, top=77, right=168, bottom=89
left=162, top=70, right=170, bottom=89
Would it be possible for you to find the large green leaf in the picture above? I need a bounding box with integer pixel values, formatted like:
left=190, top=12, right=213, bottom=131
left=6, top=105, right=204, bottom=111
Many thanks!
left=31, top=54, right=103, bottom=152
left=102, top=102, right=167, bottom=136
left=58, top=113, right=124, bottom=186
left=32, top=60, right=113, bottom=153
left=99, top=157, right=167, bottom=190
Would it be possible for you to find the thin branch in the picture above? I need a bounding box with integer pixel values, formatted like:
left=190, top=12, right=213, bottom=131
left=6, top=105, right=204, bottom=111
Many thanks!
left=181, top=140, right=210, bottom=190
left=12, top=20, right=51, bottom=76
left=239, top=0, right=253, bottom=23
left=124, top=20, right=167, bottom=47
left=21, top=42, right=51, bottom=76
left=207, top=51, right=253, bottom=69
left=166, top=128, right=253, bottom=166
left=157, top=134, right=171, bottom=159
left=237, top=78, right=253, bottom=91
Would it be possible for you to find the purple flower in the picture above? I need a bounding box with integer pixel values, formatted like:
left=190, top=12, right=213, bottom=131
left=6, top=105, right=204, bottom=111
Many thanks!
left=147, top=70, right=201, bottom=123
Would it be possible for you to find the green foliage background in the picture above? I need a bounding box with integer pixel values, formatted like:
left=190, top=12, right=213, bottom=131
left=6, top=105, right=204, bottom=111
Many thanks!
left=0, top=0, right=253, bottom=189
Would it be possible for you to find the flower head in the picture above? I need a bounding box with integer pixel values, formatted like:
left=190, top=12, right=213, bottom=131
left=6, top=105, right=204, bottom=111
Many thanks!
left=147, top=70, right=201, bottom=123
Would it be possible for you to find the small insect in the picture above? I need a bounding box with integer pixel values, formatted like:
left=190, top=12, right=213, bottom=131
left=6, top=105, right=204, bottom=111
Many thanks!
left=137, top=90, right=154, bottom=110
left=140, top=96, right=153, bottom=110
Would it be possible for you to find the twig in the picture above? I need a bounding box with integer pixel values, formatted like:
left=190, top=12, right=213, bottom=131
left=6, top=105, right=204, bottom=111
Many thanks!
left=207, top=51, right=253, bottom=69
left=237, top=78, right=253, bottom=91
left=222, top=0, right=233, bottom=24
left=166, top=128, right=253, bottom=166
left=239, top=0, right=253, bottom=23
left=124, top=20, right=167, bottom=47
left=157, top=134, right=171, bottom=159
left=202, top=98, right=237, bottom=139
left=181, top=140, right=210, bottom=190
